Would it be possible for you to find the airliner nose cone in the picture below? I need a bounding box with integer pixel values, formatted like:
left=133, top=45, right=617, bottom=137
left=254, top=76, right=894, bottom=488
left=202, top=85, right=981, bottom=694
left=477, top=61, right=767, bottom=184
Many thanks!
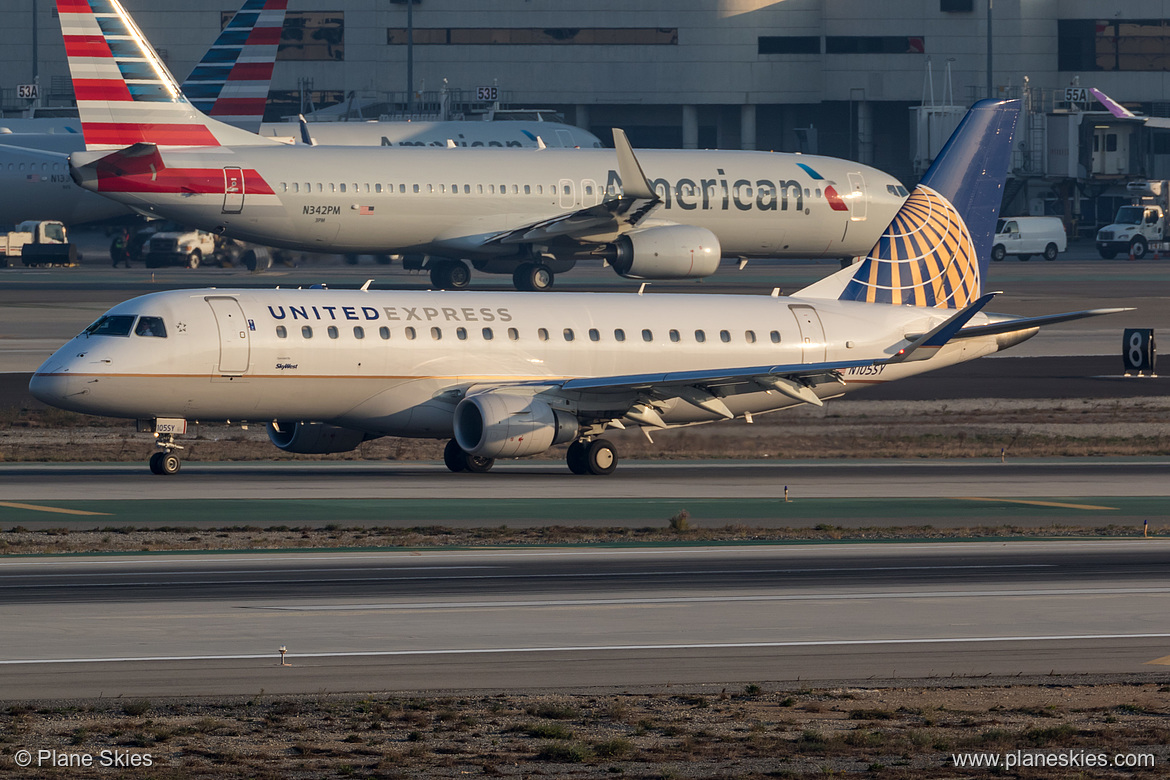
left=28, top=370, right=74, bottom=408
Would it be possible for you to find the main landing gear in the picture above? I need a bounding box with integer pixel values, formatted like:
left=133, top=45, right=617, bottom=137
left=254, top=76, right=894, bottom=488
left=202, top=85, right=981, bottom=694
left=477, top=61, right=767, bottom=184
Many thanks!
left=429, top=259, right=471, bottom=290
left=443, top=439, right=494, bottom=473
left=566, top=438, right=618, bottom=476
left=513, top=262, right=554, bottom=292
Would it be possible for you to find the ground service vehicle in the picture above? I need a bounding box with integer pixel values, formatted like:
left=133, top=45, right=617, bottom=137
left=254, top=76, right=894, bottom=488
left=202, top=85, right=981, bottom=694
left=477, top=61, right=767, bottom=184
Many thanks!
left=144, top=226, right=218, bottom=269
left=0, top=220, right=75, bottom=266
left=992, top=216, right=1067, bottom=261
left=1096, top=180, right=1168, bottom=259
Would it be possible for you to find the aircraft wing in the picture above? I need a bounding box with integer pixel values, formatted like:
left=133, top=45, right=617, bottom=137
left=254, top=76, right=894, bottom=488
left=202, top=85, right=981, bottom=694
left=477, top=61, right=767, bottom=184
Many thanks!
left=486, top=127, right=662, bottom=246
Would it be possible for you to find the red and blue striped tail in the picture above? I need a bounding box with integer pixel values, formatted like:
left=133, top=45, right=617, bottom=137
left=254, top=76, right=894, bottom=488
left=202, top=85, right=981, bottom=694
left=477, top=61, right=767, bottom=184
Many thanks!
left=182, top=0, right=287, bottom=132
left=838, top=99, right=1020, bottom=309
left=56, top=0, right=274, bottom=150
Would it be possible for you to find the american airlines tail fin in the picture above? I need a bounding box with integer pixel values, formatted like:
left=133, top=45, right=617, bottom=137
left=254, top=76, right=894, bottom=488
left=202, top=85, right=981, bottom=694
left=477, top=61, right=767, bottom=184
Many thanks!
left=797, top=99, right=1020, bottom=309
left=180, top=0, right=287, bottom=133
left=56, top=0, right=277, bottom=150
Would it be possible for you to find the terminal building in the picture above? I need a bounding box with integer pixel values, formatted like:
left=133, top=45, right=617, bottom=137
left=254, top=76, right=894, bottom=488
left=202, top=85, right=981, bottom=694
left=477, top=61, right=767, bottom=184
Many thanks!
left=3, top=0, right=1169, bottom=235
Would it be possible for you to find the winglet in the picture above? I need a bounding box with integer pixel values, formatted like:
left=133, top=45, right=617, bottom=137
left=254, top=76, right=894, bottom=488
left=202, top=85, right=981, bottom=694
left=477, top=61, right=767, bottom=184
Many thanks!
left=886, top=292, right=999, bottom=363
left=1089, top=88, right=1137, bottom=120
left=611, top=128, right=657, bottom=200
left=298, top=115, right=315, bottom=146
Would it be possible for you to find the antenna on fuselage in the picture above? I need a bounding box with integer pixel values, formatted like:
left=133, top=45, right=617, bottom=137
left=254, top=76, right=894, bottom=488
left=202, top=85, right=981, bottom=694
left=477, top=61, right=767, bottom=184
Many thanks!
left=361, top=279, right=373, bottom=291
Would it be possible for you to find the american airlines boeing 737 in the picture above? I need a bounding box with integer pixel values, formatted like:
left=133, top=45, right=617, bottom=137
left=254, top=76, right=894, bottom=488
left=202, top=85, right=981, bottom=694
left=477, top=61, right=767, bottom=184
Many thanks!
left=30, top=91, right=1127, bottom=475
left=0, top=0, right=286, bottom=226
left=56, top=0, right=907, bottom=290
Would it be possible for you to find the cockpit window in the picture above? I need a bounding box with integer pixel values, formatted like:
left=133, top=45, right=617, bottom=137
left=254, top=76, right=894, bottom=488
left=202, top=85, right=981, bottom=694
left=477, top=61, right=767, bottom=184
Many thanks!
left=134, top=316, right=167, bottom=338
left=83, top=315, right=136, bottom=337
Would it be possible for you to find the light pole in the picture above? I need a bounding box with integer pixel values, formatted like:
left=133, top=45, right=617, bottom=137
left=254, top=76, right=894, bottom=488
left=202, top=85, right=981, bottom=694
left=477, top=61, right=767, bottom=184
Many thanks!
left=986, top=0, right=993, bottom=99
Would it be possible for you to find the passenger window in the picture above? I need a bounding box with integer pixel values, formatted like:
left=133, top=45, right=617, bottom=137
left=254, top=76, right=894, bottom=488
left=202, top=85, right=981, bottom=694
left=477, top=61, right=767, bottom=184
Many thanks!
left=695, top=330, right=706, bottom=343
left=489, top=184, right=496, bottom=194
left=482, top=327, right=493, bottom=340
left=339, top=183, right=346, bottom=193
left=84, top=315, right=136, bottom=337
left=302, top=325, right=313, bottom=339
left=745, top=330, right=756, bottom=343
left=524, top=185, right=531, bottom=194
left=507, top=327, right=519, bottom=341
left=642, top=329, right=653, bottom=342
left=379, top=326, right=391, bottom=339
left=375, top=183, right=382, bottom=193
left=399, top=184, right=406, bottom=193
left=563, top=328, right=575, bottom=342
left=431, top=327, right=442, bottom=340
left=770, top=330, right=781, bottom=343
left=538, top=328, right=549, bottom=341
left=276, top=325, right=287, bottom=339
left=456, top=327, right=467, bottom=340
left=614, top=328, right=626, bottom=342
left=354, top=326, right=365, bottom=339
left=134, top=316, right=167, bottom=338
left=463, top=184, right=470, bottom=194
left=405, top=327, right=416, bottom=340
left=669, top=329, right=680, bottom=343
left=413, top=184, right=420, bottom=193
left=327, top=326, right=339, bottom=339
left=589, top=328, right=600, bottom=342
left=720, top=330, right=731, bottom=343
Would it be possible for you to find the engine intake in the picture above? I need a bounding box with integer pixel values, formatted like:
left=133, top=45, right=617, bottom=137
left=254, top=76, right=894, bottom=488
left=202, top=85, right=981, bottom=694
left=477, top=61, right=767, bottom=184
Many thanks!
left=267, top=421, right=371, bottom=454
left=453, top=394, right=578, bottom=458
left=607, top=225, right=721, bottom=279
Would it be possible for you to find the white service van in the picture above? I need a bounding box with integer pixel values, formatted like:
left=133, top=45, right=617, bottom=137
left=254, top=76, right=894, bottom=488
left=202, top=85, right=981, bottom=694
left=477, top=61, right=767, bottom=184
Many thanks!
left=992, top=216, right=1067, bottom=261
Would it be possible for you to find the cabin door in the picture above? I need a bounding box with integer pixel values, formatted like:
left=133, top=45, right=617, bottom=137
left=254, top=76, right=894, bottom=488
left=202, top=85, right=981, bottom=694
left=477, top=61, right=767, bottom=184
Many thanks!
left=223, top=166, right=245, bottom=214
left=206, top=296, right=251, bottom=374
left=789, top=304, right=826, bottom=363
left=847, top=172, right=867, bottom=221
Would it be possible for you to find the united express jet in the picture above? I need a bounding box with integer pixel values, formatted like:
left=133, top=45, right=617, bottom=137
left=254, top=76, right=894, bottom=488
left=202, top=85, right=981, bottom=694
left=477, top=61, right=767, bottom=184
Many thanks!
left=30, top=91, right=1127, bottom=475
left=55, top=0, right=908, bottom=290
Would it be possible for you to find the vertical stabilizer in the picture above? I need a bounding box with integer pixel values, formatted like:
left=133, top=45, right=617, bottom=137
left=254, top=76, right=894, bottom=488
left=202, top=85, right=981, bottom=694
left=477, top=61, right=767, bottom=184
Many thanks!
left=181, top=0, right=287, bottom=132
left=56, top=0, right=277, bottom=150
left=816, top=99, right=1019, bottom=309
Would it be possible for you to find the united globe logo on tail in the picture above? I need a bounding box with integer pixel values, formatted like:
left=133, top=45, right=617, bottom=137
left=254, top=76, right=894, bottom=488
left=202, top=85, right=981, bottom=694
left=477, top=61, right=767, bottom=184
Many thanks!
left=838, top=184, right=979, bottom=309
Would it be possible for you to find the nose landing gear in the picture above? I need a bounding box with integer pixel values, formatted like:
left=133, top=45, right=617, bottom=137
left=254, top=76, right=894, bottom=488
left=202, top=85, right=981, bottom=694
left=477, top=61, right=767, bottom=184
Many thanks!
left=142, top=418, right=187, bottom=475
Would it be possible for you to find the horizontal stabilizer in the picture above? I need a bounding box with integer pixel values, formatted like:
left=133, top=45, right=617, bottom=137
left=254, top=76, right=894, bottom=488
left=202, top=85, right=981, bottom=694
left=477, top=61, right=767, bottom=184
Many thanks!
left=954, top=307, right=1134, bottom=339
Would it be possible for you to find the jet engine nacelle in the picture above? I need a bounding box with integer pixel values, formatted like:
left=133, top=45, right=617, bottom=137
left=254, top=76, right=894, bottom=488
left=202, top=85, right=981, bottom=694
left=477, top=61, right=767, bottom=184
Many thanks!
left=267, top=421, right=369, bottom=454
left=453, top=393, right=578, bottom=458
left=608, top=225, right=722, bottom=280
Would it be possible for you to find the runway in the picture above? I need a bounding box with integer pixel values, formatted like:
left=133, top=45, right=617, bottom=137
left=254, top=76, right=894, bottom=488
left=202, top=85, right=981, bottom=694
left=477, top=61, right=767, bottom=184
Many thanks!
left=0, top=458, right=1167, bottom=528
left=1, top=541, right=1168, bottom=698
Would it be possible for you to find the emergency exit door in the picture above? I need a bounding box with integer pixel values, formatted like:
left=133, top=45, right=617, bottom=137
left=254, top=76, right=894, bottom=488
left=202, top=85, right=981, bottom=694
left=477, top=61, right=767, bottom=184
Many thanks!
left=789, top=304, right=826, bottom=363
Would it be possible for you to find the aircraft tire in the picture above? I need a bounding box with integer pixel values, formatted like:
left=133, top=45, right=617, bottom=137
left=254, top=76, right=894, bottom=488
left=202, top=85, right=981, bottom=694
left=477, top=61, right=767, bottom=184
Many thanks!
left=464, top=454, right=494, bottom=473
left=566, top=440, right=589, bottom=475
left=513, top=263, right=554, bottom=292
left=584, top=439, right=618, bottom=476
left=431, top=260, right=471, bottom=290
left=150, top=452, right=180, bottom=475
left=443, top=439, right=469, bottom=473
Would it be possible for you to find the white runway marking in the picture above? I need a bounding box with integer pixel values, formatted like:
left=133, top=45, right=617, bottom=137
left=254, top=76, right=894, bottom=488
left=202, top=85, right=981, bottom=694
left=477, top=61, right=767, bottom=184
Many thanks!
left=247, top=586, right=1170, bottom=611
left=5, top=633, right=1170, bottom=666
